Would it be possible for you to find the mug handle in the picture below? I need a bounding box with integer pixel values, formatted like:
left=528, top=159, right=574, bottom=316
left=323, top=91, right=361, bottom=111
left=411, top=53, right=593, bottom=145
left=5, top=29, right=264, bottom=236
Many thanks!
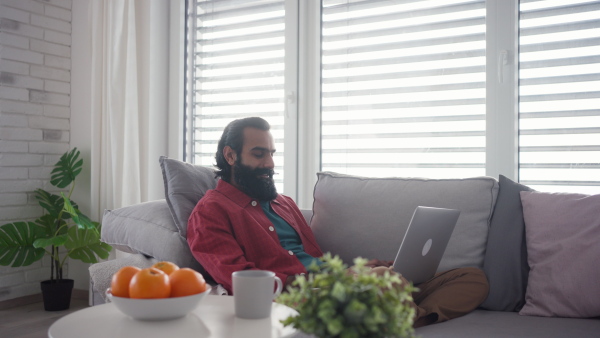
left=273, top=276, right=283, bottom=299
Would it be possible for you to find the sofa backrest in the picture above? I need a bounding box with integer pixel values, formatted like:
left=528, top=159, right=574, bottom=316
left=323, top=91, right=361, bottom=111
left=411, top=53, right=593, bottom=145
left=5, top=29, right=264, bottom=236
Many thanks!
left=309, top=172, right=499, bottom=273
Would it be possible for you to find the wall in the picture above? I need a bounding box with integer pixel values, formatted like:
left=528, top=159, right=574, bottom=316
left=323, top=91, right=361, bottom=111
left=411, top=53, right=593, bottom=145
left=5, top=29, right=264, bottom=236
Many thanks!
left=0, top=0, right=74, bottom=302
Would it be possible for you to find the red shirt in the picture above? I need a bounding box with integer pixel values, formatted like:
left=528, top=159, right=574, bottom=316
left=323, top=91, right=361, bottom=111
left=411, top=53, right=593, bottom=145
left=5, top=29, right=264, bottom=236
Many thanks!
left=187, top=180, right=323, bottom=294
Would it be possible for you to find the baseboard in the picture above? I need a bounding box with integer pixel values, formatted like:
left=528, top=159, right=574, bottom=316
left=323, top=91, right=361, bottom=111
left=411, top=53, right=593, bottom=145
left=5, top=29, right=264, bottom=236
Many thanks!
left=72, top=288, right=88, bottom=300
left=0, top=293, right=43, bottom=310
left=0, top=288, right=88, bottom=310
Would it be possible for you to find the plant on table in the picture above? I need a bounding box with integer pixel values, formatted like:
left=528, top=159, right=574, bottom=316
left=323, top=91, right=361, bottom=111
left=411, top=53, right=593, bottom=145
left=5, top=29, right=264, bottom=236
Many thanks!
left=277, top=253, right=417, bottom=338
left=0, top=148, right=112, bottom=282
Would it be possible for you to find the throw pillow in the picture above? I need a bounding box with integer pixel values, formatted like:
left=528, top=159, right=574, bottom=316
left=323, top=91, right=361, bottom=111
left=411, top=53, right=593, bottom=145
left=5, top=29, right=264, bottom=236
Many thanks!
left=101, top=200, right=205, bottom=273
left=159, top=156, right=218, bottom=237
left=480, top=175, right=533, bottom=312
left=310, top=172, right=499, bottom=273
left=519, top=191, right=600, bottom=318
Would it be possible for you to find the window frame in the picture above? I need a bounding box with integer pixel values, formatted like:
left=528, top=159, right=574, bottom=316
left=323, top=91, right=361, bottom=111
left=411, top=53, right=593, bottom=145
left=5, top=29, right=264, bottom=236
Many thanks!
left=485, top=0, right=519, bottom=181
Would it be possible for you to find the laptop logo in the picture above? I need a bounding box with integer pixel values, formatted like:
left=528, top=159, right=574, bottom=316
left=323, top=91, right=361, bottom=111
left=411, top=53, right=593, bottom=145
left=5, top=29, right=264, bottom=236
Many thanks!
left=422, top=239, right=433, bottom=256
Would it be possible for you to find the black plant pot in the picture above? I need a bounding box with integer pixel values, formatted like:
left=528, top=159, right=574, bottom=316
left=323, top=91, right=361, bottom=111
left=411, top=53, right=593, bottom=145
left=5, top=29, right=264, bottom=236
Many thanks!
left=41, top=279, right=74, bottom=311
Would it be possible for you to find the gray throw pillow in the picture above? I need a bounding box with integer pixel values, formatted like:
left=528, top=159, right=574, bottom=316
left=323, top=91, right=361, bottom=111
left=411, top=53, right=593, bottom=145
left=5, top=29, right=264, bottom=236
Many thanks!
left=480, top=175, right=533, bottom=312
left=101, top=200, right=204, bottom=273
left=159, top=156, right=218, bottom=237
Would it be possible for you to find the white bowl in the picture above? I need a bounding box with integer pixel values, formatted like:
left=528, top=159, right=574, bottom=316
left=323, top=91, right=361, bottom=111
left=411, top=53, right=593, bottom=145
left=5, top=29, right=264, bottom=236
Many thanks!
left=106, top=286, right=211, bottom=321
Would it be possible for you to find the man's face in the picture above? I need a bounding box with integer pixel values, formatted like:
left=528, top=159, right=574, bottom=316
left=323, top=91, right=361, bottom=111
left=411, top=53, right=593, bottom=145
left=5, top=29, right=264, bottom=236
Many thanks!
left=228, top=127, right=277, bottom=201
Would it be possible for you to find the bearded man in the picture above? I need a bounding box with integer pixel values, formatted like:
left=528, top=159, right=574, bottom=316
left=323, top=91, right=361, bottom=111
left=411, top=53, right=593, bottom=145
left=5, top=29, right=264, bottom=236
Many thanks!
left=187, top=117, right=489, bottom=327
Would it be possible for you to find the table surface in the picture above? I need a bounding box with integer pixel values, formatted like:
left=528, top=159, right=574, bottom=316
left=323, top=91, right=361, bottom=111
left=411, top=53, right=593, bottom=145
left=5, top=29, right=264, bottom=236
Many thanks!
left=48, top=295, right=308, bottom=338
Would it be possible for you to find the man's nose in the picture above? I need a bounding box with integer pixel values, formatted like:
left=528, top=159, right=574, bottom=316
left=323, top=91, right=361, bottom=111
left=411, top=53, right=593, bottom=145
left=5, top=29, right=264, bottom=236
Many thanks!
left=264, top=154, right=275, bottom=169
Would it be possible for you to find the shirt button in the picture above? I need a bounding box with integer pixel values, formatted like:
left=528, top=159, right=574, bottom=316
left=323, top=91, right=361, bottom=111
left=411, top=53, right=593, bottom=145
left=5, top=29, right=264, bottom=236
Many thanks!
left=269, top=226, right=274, bottom=231
left=288, top=250, right=294, bottom=256
left=251, top=201, right=257, bottom=206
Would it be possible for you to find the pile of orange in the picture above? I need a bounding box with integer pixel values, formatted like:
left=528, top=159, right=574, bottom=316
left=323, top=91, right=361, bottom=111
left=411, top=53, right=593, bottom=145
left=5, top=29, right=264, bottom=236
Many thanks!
left=111, top=261, right=207, bottom=299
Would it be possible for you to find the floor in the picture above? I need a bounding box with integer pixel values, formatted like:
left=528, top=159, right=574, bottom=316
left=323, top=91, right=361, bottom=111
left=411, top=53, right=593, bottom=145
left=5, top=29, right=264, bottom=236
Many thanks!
left=0, top=293, right=88, bottom=338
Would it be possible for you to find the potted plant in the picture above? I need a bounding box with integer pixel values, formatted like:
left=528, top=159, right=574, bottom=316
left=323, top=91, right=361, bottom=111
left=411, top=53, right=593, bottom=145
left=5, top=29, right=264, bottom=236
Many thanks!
left=0, top=148, right=112, bottom=311
left=277, top=253, right=417, bottom=338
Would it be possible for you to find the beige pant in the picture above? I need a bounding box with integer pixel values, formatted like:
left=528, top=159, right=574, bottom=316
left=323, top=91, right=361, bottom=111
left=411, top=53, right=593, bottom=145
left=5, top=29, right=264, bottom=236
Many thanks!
left=371, top=267, right=489, bottom=328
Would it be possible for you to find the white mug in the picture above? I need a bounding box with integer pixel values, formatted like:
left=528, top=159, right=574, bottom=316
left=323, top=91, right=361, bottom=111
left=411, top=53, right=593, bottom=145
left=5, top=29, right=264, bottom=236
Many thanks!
left=232, top=270, right=283, bottom=319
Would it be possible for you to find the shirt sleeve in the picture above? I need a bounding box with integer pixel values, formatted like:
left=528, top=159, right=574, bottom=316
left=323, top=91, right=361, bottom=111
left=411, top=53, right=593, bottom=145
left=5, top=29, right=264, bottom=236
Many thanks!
left=188, top=201, right=249, bottom=292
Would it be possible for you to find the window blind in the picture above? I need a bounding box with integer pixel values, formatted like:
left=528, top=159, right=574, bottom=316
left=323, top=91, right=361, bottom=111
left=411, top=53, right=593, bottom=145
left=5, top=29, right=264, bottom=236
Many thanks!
left=519, top=0, right=600, bottom=194
left=187, top=0, right=286, bottom=191
left=320, top=0, right=487, bottom=178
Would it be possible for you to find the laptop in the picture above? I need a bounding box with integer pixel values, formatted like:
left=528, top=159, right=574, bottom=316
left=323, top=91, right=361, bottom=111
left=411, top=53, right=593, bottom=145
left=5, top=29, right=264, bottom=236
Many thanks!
left=392, top=206, right=460, bottom=284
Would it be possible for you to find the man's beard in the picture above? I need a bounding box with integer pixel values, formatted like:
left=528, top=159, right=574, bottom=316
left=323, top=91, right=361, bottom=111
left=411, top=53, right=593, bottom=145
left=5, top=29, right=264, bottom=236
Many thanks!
left=233, top=161, right=278, bottom=201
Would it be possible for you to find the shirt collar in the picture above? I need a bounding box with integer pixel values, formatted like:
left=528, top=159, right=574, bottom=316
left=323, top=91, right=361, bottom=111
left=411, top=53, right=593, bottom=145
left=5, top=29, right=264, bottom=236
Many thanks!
left=215, top=179, right=282, bottom=207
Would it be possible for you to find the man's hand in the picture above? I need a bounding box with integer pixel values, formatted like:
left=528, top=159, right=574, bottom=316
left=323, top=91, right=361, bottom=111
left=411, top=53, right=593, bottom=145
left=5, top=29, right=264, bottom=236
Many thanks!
left=283, top=273, right=306, bottom=292
left=285, top=274, right=297, bottom=288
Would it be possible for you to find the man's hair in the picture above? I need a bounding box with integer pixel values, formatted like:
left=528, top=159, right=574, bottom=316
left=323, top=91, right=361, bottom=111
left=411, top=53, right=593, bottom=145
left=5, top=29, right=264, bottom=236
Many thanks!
left=215, top=117, right=271, bottom=181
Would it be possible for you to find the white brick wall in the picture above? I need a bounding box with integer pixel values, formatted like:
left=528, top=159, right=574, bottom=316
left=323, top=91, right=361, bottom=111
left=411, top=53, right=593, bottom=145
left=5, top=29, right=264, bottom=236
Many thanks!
left=0, top=0, right=72, bottom=302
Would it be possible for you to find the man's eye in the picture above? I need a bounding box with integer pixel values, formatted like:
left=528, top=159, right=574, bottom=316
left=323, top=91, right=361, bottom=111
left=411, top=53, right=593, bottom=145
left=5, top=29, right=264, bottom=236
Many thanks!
left=253, top=153, right=264, bottom=158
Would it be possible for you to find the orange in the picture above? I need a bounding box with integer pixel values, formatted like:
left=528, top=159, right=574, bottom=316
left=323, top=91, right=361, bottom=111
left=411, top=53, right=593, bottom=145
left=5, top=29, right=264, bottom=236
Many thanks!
left=151, top=261, right=180, bottom=276
left=110, top=266, right=141, bottom=298
left=129, top=267, right=171, bottom=299
left=169, top=268, right=207, bottom=297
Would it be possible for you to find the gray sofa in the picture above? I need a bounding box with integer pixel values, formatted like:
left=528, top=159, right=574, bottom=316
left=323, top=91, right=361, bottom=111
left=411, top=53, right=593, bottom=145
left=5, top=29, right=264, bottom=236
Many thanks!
left=89, top=158, right=600, bottom=337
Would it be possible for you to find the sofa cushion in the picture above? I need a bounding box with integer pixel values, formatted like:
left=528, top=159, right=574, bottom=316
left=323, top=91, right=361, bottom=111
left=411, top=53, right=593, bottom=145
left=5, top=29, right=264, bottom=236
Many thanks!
left=481, top=175, right=533, bottom=312
left=519, top=191, right=600, bottom=318
left=414, top=309, right=600, bottom=338
left=101, top=199, right=205, bottom=274
left=159, top=156, right=218, bottom=237
left=310, top=172, right=498, bottom=273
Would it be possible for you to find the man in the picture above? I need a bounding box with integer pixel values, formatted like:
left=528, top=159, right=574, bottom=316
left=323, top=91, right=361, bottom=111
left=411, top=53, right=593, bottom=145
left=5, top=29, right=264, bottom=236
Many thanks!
left=187, top=117, right=489, bottom=327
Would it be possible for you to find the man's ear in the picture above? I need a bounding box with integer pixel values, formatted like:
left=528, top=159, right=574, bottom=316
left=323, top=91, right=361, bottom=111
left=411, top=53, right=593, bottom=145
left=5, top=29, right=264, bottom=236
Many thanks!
left=223, top=146, right=237, bottom=166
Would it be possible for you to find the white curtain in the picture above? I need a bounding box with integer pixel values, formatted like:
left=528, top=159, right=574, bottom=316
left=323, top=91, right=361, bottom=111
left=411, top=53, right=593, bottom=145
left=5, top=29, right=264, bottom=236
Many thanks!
left=89, top=0, right=170, bottom=216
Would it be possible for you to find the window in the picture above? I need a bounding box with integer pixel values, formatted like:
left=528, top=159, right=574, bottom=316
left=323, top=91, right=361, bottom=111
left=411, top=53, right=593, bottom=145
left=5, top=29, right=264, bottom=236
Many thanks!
left=185, top=0, right=289, bottom=193
left=186, top=0, right=600, bottom=202
left=320, top=0, right=487, bottom=178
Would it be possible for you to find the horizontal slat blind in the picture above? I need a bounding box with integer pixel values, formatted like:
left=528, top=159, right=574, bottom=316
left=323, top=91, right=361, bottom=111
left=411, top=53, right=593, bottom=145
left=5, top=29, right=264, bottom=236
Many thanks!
left=519, top=0, right=600, bottom=194
left=188, top=0, right=286, bottom=191
left=321, top=0, right=487, bottom=178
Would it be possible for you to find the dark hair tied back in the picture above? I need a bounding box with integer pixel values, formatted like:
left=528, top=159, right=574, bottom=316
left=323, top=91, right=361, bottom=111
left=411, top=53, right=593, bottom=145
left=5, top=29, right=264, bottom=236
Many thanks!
left=214, top=117, right=270, bottom=181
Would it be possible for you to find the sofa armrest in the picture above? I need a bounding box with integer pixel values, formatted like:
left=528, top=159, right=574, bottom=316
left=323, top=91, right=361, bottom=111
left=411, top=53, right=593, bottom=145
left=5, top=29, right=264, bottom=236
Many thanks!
left=89, top=254, right=158, bottom=305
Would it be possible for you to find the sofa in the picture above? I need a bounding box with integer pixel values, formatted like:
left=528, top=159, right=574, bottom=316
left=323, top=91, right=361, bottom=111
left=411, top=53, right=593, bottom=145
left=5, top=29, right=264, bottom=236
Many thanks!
left=89, top=157, right=600, bottom=337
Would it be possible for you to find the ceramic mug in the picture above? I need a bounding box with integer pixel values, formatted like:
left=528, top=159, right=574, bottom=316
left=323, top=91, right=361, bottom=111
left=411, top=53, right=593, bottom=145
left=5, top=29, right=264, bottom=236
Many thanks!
left=232, top=270, right=283, bottom=319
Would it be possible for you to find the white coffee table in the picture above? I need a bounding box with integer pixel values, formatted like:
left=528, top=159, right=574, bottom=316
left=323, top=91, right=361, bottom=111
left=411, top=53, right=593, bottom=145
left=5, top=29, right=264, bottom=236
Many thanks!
left=48, top=295, right=309, bottom=338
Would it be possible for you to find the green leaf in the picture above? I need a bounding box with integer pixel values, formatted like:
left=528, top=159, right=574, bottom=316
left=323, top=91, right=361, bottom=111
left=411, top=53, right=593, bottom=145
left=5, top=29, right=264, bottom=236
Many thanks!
left=51, top=148, right=83, bottom=188
left=33, top=234, right=68, bottom=248
left=344, top=298, right=368, bottom=324
left=317, top=299, right=336, bottom=321
left=35, top=189, right=63, bottom=218
left=326, top=317, right=344, bottom=336
left=64, top=225, right=111, bottom=264
left=61, top=194, right=95, bottom=230
left=331, top=281, right=346, bottom=302
left=35, top=190, right=77, bottom=220
left=0, top=222, right=46, bottom=267
left=35, top=215, right=67, bottom=237
left=340, top=328, right=360, bottom=338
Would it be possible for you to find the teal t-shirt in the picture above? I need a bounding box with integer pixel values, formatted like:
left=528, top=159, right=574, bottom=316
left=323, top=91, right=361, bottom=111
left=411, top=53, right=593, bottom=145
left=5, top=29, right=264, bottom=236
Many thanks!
left=260, top=201, right=322, bottom=269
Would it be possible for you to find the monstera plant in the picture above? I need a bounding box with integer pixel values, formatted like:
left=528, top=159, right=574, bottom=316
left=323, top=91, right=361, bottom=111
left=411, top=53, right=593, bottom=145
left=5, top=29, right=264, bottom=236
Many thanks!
left=0, top=148, right=111, bottom=310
